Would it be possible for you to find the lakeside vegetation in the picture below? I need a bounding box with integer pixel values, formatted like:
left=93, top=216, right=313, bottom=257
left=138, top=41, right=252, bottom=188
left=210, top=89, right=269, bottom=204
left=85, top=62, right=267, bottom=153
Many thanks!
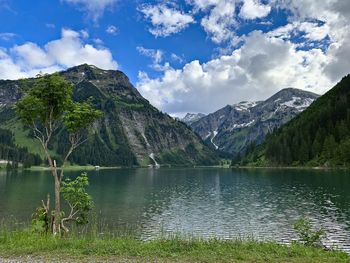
left=0, top=230, right=349, bottom=263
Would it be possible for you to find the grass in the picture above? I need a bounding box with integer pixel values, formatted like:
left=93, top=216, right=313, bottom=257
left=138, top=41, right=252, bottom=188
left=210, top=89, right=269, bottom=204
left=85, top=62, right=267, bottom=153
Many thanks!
left=0, top=230, right=348, bottom=262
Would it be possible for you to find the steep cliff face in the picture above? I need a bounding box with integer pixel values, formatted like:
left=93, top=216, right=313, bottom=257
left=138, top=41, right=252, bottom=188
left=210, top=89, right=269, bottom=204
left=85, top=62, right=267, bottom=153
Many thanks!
left=190, top=88, right=319, bottom=155
left=0, top=64, right=218, bottom=166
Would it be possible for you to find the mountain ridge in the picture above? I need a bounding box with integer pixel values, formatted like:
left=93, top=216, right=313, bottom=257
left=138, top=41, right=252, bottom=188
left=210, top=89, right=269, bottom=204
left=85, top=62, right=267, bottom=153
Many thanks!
left=189, top=87, right=320, bottom=155
left=0, top=64, right=219, bottom=167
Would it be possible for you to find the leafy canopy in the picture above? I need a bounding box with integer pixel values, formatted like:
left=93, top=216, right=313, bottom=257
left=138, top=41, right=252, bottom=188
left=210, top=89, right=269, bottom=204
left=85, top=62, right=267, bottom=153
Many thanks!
left=63, top=99, right=103, bottom=133
left=16, top=73, right=74, bottom=125
left=16, top=73, right=102, bottom=135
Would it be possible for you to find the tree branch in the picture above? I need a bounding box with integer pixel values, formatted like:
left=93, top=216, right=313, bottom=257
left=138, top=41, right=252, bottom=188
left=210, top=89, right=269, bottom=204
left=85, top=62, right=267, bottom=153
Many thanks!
left=59, top=132, right=87, bottom=180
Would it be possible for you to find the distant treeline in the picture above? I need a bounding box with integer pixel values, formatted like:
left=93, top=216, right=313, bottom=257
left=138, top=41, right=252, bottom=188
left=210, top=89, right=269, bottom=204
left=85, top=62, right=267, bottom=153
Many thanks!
left=0, top=128, right=42, bottom=168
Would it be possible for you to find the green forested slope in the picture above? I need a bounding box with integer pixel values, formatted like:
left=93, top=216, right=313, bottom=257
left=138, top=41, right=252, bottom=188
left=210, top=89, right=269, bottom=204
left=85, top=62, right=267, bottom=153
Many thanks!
left=239, top=74, right=350, bottom=167
left=0, top=128, right=42, bottom=167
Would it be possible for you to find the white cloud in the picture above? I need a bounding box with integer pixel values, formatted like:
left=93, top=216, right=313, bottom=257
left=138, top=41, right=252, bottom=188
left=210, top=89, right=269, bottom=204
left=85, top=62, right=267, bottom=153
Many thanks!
left=137, top=46, right=163, bottom=64
left=0, top=32, right=16, bottom=41
left=94, top=38, right=104, bottom=45
left=0, top=28, right=118, bottom=80
left=106, top=25, right=118, bottom=35
left=186, top=0, right=220, bottom=11
left=268, top=21, right=329, bottom=42
left=171, top=53, right=184, bottom=63
left=200, top=0, right=237, bottom=43
left=139, top=3, right=194, bottom=37
left=269, top=0, right=350, bottom=81
left=136, top=46, right=171, bottom=72
left=239, top=0, right=271, bottom=19
left=12, top=42, right=53, bottom=68
left=190, top=0, right=270, bottom=44
left=137, top=31, right=331, bottom=114
left=137, top=0, right=350, bottom=115
left=62, top=0, right=117, bottom=22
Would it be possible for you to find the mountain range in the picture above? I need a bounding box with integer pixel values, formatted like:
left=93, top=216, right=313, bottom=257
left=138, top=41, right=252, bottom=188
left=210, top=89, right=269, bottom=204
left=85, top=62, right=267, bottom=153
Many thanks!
left=0, top=64, right=218, bottom=167
left=2, top=64, right=347, bottom=168
left=186, top=88, right=319, bottom=155
left=240, top=74, right=350, bottom=167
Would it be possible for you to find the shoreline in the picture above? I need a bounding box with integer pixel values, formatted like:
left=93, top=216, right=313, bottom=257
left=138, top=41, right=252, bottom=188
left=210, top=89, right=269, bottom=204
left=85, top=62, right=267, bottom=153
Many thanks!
left=1, top=164, right=349, bottom=172
left=234, top=165, right=350, bottom=170
left=0, top=231, right=348, bottom=263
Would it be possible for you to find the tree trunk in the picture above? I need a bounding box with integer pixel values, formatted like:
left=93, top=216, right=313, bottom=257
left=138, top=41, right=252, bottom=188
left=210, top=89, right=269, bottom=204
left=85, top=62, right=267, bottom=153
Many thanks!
left=53, top=174, right=61, bottom=235
left=45, top=155, right=61, bottom=235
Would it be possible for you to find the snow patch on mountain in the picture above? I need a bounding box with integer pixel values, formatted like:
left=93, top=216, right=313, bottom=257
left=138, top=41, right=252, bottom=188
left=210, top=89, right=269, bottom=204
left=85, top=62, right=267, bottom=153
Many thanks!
left=211, top=131, right=219, bottom=150
left=231, top=119, right=255, bottom=130
left=233, top=101, right=260, bottom=111
left=281, top=97, right=315, bottom=110
left=181, top=113, right=206, bottom=124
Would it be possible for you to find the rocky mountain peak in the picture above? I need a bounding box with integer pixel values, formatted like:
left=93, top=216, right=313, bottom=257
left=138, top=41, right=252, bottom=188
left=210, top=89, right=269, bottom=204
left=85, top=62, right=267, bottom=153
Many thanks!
left=266, top=88, right=319, bottom=103
left=181, top=113, right=206, bottom=125
left=61, top=64, right=142, bottom=100
left=190, top=88, right=320, bottom=154
left=0, top=65, right=218, bottom=167
left=63, top=64, right=129, bottom=84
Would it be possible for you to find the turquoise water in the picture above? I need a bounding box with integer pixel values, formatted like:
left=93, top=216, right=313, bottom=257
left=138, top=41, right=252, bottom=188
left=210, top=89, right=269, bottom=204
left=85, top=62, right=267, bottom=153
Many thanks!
left=0, top=168, right=349, bottom=251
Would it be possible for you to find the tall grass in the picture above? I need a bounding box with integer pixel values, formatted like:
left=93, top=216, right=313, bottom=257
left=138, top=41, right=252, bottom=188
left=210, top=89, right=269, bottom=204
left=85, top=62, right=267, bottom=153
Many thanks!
left=0, top=222, right=349, bottom=262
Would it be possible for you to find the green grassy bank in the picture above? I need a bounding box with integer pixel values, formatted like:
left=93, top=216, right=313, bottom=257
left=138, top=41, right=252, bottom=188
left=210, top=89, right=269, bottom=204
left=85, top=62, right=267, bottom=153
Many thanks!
left=0, top=230, right=349, bottom=262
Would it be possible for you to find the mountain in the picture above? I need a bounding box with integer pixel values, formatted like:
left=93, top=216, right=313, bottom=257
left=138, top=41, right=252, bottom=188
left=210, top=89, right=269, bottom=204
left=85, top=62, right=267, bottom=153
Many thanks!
left=0, top=64, right=218, bottom=167
left=181, top=113, right=206, bottom=125
left=239, top=74, right=350, bottom=167
left=190, top=88, right=319, bottom=155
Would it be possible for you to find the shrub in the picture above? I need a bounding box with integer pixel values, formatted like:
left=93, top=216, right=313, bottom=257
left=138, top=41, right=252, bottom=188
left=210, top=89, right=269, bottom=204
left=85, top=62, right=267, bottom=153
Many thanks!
left=293, top=218, right=325, bottom=247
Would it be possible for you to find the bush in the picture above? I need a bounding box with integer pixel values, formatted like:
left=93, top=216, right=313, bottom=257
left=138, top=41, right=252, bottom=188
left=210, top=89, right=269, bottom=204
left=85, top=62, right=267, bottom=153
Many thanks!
left=293, top=218, right=325, bottom=247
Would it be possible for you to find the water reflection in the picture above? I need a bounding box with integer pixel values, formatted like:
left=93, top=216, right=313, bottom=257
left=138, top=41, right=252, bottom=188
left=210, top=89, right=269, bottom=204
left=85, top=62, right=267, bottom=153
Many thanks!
left=0, top=168, right=349, bottom=252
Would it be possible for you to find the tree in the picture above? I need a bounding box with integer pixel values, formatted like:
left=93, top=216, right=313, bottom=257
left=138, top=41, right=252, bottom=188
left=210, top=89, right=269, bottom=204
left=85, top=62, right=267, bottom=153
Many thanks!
left=16, top=73, right=102, bottom=234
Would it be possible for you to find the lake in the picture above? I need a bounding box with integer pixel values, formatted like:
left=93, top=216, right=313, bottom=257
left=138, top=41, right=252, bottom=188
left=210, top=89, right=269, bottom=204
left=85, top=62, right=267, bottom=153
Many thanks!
left=0, top=168, right=349, bottom=252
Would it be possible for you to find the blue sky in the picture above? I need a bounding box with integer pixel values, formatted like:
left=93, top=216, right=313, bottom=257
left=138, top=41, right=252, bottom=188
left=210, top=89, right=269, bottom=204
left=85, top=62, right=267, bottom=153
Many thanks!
left=0, top=0, right=350, bottom=115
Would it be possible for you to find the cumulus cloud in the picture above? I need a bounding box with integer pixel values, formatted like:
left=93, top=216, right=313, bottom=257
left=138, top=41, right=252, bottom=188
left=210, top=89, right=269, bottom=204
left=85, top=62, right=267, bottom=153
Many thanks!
left=271, top=0, right=350, bottom=82
left=0, top=28, right=118, bottom=80
left=137, top=30, right=331, bottom=115
left=200, top=0, right=237, bottom=43
left=138, top=3, right=194, bottom=37
left=62, top=0, right=117, bottom=22
left=239, top=0, right=271, bottom=19
left=136, top=0, right=350, bottom=115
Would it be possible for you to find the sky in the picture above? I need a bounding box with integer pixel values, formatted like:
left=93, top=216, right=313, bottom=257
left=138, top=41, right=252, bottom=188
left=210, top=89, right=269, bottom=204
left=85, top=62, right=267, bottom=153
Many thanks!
left=0, top=0, right=350, bottom=116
